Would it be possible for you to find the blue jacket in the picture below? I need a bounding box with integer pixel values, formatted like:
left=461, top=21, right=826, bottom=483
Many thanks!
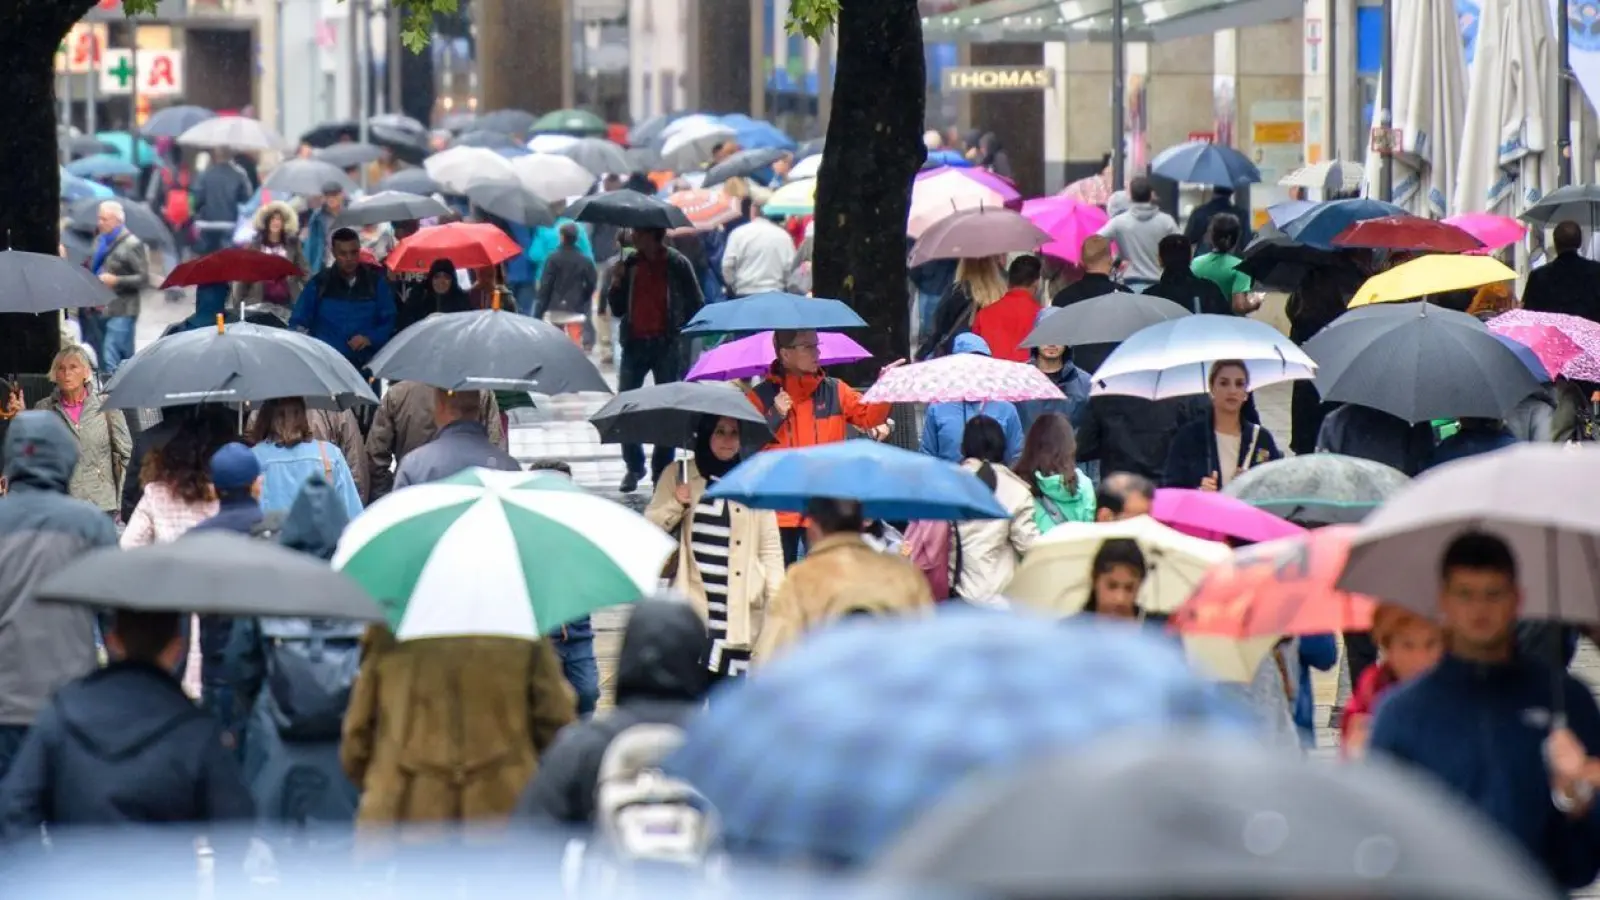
left=191, top=495, right=265, bottom=536
left=919, top=335, right=1024, bottom=465
left=1017, top=358, right=1092, bottom=435
left=250, top=440, right=364, bottom=520
left=287, top=264, right=397, bottom=369
left=303, top=208, right=336, bottom=273
left=503, top=222, right=536, bottom=285
left=1162, top=413, right=1282, bottom=489
left=526, top=217, right=593, bottom=286
left=1428, top=425, right=1518, bottom=470
left=1370, top=653, right=1600, bottom=888
left=1293, top=634, right=1338, bottom=747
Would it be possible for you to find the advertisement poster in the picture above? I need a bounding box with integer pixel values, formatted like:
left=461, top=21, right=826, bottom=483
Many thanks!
left=1248, top=100, right=1306, bottom=231
left=1125, top=73, right=1149, bottom=176
left=1213, top=73, right=1236, bottom=147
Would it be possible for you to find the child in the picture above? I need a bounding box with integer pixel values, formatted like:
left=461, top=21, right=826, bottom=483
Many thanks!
left=1339, top=604, right=1443, bottom=759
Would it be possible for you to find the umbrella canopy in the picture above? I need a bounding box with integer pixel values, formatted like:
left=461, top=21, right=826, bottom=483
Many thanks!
left=452, top=129, right=525, bottom=151
left=1172, top=526, right=1377, bottom=639
left=263, top=158, right=357, bottom=198
left=386, top=222, right=523, bottom=274
left=424, top=146, right=518, bottom=194
left=1487, top=309, right=1600, bottom=382
left=1149, top=140, right=1261, bottom=188
left=475, top=108, right=538, bottom=137
left=65, top=134, right=115, bottom=159
left=666, top=612, right=1252, bottom=867
left=1277, top=159, right=1365, bottom=194
left=466, top=180, right=557, bottom=227
left=1266, top=198, right=1318, bottom=228
left=371, top=112, right=426, bottom=136
left=589, top=382, right=771, bottom=448
left=369, top=125, right=429, bottom=166
left=159, top=248, right=303, bottom=289
left=556, top=137, right=631, bottom=177
left=375, top=167, right=443, bottom=196
left=1362, top=0, right=1467, bottom=217
left=1348, top=254, right=1517, bottom=306
left=66, top=155, right=139, bottom=180
left=906, top=207, right=1050, bottom=267
left=508, top=153, right=597, bottom=201
left=0, top=250, right=115, bottom=313
left=60, top=169, right=113, bottom=203
left=1151, top=488, right=1307, bottom=545
left=627, top=111, right=689, bottom=147
left=660, top=120, right=737, bottom=170
left=178, top=115, right=283, bottom=152
left=704, top=440, right=1009, bottom=521
left=102, top=322, right=377, bottom=410
left=1444, top=211, right=1528, bottom=252
left=314, top=141, right=385, bottom=169
left=334, top=191, right=451, bottom=229
left=862, top=353, right=1064, bottom=405
left=367, top=309, right=611, bottom=394
left=907, top=169, right=1020, bottom=238
left=95, top=131, right=157, bottom=165
left=1454, top=0, right=1554, bottom=217
left=1222, top=453, right=1410, bottom=525
left=872, top=737, right=1562, bottom=900
left=530, top=108, right=607, bottom=136
left=300, top=120, right=359, bottom=147
left=719, top=114, right=796, bottom=151
left=333, top=470, right=672, bottom=641
left=1339, top=445, right=1600, bottom=623
left=1234, top=234, right=1363, bottom=293
left=623, top=145, right=665, bottom=173
left=36, top=532, right=383, bottom=621
left=1304, top=302, right=1539, bottom=423
left=785, top=153, right=821, bottom=181
left=1005, top=516, right=1229, bottom=620
left=701, top=147, right=787, bottom=188
left=1331, top=215, right=1484, bottom=252
left=685, top=330, right=870, bottom=382
left=66, top=197, right=174, bottom=254
left=664, top=188, right=741, bottom=231
left=1520, top=183, right=1600, bottom=229
left=761, top=177, right=815, bottom=217
left=565, top=190, right=690, bottom=230
left=1020, top=292, right=1189, bottom=349
left=1089, top=314, right=1316, bottom=400
left=681, top=292, right=866, bottom=336
left=1019, top=195, right=1109, bottom=264
left=1281, top=197, right=1407, bottom=249
left=1491, top=324, right=1577, bottom=382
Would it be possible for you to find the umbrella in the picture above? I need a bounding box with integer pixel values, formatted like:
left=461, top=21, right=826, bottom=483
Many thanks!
left=369, top=124, right=430, bottom=166
left=36, top=532, right=382, bottom=621
left=65, top=134, right=116, bottom=159
left=556, top=137, right=632, bottom=178
left=1444, top=211, right=1527, bottom=252
left=664, top=189, right=741, bottom=231
left=719, top=114, right=796, bottom=151
left=659, top=113, right=723, bottom=142
left=623, top=145, right=665, bottom=173
left=871, top=737, right=1562, bottom=900
left=370, top=112, right=427, bottom=136
left=159, top=248, right=303, bottom=289
left=1019, top=292, right=1189, bottom=349
left=906, top=207, right=1050, bottom=267
left=907, top=168, right=1020, bottom=238
left=315, top=141, right=385, bottom=169
left=701, top=147, right=787, bottom=188
left=67, top=197, right=174, bottom=254
left=466, top=180, right=557, bottom=227
left=508, top=153, right=597, bottom=201
left=526, top=133, right=579, bottom=154
left=1151, top=488, right=1307, bottom=545
left=1222, top=453, right=1410, bottom=525
left=796, top=135, right=825, bottom=159
left=761, top=177, right=815, bottom=217
left=475, top=108, right=538, bottom=137
left=178, top=115, right=283, bottom=152
left=1491, top=327, right=1573, bottom=383
left=565, top=190, right=690, bottom=230
left=627, top=111, right=688, bottom=147
left=60, top=169, right=112, bottom=203
left=367, top=309, right=610, bottom=394
left=263, top=158, right=357, bottom=198
left=660, top=120, right=737, bottom=170
left=785, top=153, right=821, bottom=181
left=1348, top=254, right=1517, bottom=306
left=1019, top=196, right=1109, bottom=264
left=1266, top=198, right=1317, bottom=228
left=1088, top=314, right=1316, bottom=400
left=385, top=222, right=524, bottom=275
left=1338, top=445, right=1600, bottom=624
left=141, top=105, right=215, bottom=139
left=1234, top=234, right=1364, bottom=293
left=681, top=291, right=866, bottom=336
left=1281, top=197, right=1406, bottom=249
left=1519, top=183, right=1600, bottom=229
left=704, top=440, right=1009, bottom=521
left=1362, top=0, right=1467, bottom=217
left=438, top=111, right=478, bottom=134
left=862, top=353, right=1064, bottom=405
left=1454, top=0, right=1554, bottom=218
left=424, top=146, right=518, bottom=194
left=0, top=249, right=114, bottom=313
left=452, top=129, right=524, bottom=151
left=589, top=382, right=772, bottom=449
left=1172, top=526, right=1377, bottom=639
left=375, top=167, right=443, bottom=196
left=1149, top=140, right=1261, bottom=188
left=685, top=330, right=870, bottom=382
left=333, top=469, right=673, bottom=641
left=530, top=108, right=607, bottom=136
left=1304, top=302, right=1539, bottom=423
left=1487, top=309, right=1600, bottom=382
left=102, top=322, right=377, bottom=410
left=299, top=120, right=359, bottom=147
left=95, top=131, right=158, bottom=165
left=66, top=155, right=139, bottom=180
left=333, top=190, right=451, bottom=229
left=1330, top=215, right=1484, bottom=253
left=1277, top=159, right=1365, bottom=193
left=665, top=612, right=1253, bottom=867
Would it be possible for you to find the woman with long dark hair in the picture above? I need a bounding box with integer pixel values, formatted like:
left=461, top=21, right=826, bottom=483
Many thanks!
left=1081, top=538, right=1146, bottom=618
left=1162, top=360, right=1282, bottom=490
left=1190, top=213, right=1260, bottom=315
left=121, top=414, right=234, bottom=547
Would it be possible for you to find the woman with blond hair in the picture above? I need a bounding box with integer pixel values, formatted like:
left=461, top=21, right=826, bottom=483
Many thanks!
left=916, top=254, right=1008, bottom=360
left=33, top=345, right=130, bottom=519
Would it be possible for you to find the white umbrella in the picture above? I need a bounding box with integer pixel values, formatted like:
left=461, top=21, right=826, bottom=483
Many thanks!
left=1278, top=160, right=1363, bottom=195
left=423, top=146, right=517, bottom=194
left=659, top=113, right=721, bottom=141
left=1088, top=315, right=1317, bottom=400
left=1364, top=0, right=1467, bottom=217
left=661, top=121, right=737, bottom=171
left=178, top=115, right=284, bottom=152
left=527, top=133, right=579, bottom=154
left=1452, top=0, right=1554, bottom=217
left=509, top=153, right=597, bottom=202
left=788, top=154, right=822, bottom=181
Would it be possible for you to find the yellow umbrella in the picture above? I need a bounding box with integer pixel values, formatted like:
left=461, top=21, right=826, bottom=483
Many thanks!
left=1349, top=254, right=1517, bottom=307
left=762, top=177, right=815, bottom=217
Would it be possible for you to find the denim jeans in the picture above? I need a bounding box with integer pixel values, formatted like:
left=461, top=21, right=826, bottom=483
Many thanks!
left=915, top=290, right=941, bottom=346
left=549, top=617, right=599, bottom=716
left=0, top=724, right=28, bottom=785
left=618, top=337, right=681, bottom=481
left=100, top=315, right=137, bottom=377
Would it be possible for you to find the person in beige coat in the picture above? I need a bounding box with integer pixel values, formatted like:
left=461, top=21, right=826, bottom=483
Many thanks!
left=33, top=345, right=130, bottom=517
left=365, top=380, right=505, bottom=500
left=952, top=416, right=1038, bottom=602
left=645, top=416, right=784, bottom=678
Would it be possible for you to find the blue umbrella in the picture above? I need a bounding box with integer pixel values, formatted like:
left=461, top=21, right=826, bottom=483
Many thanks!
left=719, top=113, right=796, bottom=151
left=666, top=611, right=1253, bottom=865
left=60, top=168, right=113, bottom=202
left=1149, top=141, right=1261, bottom=188
left=1282, top=197, right=1406, bottom=250
left=142, top=104, right=214, bottom=139
left=1492, top=332, right=1551, bottom=383
left=924, top=148, right=973, bottom=168
left=95, top=130, right=158, bottom=166
left=1266, top=199, right=1316, bottom=229
left=704, top=439, right=1008, bottom=521
left=66, top=154, right=140, bottom=180
left=681, top=291, right=866, bottom=335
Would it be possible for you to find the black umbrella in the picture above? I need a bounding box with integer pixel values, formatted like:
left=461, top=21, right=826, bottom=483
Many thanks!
left=0, top=249, right=114, bottom=313
left=60, top=227, right=94, bottom=268
left=590, top=382, right=772, bottom=449
left=102, top=322, right=378, bottom=410
left=451, top=129, right=523, bottom=151
left=1304, top=302, right=1538, bottom=423
left=367, top=309, right=611, bottom=395
left=1520, top=183, right=1600, bottom=229
left=263, top=158, right=357, bottom=197
left=370, top=112, right=427, bottom=137
left=1020, top=291, right=1190, bottom=348
left=623, top=146, right=665, bottom=172
left=66, top=197, right=175, bottom=254
left=369, top=123, right=431, bottom=165
left=1223, top=453, right=1410, bottom=525
left=466, top=180, right=556, bottom=227
left=376, top=166, right=443, bottom=196
left=335, top=190, right=451, bottom=229
left=66, top=135, right=116, bottom=159
left=36, top=532, right=384, bottom=621
left=475, top=108, right=537, bottom=137
left=300, top=119, right=359, bottom=148
left=702, top=147, right=788, bottom=188
left=1235, top=234, right=1359, bottom=292
left=315, top=141, right=385, bottom=169
left=566, top=190, right=691, bottom=230
left=142, top=104, right=214, bottom=139
left=872, top=737, right=1560, bottom=900
left=558, top=137, right=632, bottom=178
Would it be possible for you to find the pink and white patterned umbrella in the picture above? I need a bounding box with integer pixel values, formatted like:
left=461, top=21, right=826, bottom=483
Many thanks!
left=862, top=353, right=1064, bottom=404
left=1488, top=309, right=1600, bottom=382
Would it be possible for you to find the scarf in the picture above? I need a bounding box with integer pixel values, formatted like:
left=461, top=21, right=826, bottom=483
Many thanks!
left=91, top=226, right=123, bottom=274
left=692, top=414, right=741, bottom=481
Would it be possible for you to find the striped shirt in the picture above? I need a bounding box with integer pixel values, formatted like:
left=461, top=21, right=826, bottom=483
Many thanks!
left=691, top=494, right=748, bottom=678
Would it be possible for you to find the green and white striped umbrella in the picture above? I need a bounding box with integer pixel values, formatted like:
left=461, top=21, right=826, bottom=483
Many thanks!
left=332, top=468, right=674, bottom=641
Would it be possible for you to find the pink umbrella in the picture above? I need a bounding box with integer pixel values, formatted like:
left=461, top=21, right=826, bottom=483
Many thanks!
left=1442, top=213, right=1527, bottom=255
left=914, top=165, right=1022, bottom=201
left=1487, top=309, right=1600, bottom=382
left=908, top=169, right=1020, bottom=238
left=1152, top=488, right=1307, bottom=545
left=861, top=353, right=1063, bottom=404
left=1489, top=323, right=1581, bottom=381
left=685, top=330, right=872, bottom=382
left=1021, top=196, right=1111, bottom=264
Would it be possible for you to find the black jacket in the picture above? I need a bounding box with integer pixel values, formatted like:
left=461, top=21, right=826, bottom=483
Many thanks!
left=536, top=245, right=598, bottom=318
left=1162, top=414, right=1283, bottom=489
left=605, top=247, right=703, bottom=344
left=515, top=602, right=709, bottom=826
left=1143, top=271, right=1232, bottom=316
left=1183, top=196, right=1250, bottom=254
left=1075, top=394, right=1206, bottom=482
left=1051, top=272, right=1126, bottom=308
left=1522, top=252, right=1600, bottom=323
left=193, top=161, right=252, bottom=226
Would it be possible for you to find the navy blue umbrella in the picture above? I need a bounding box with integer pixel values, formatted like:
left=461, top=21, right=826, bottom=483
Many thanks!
left=1149, top=141, right=1261, bottom=188
left=142, top=104, right=214, bottom=139
left=1282, top=197, right=1406, bottom=249
left=680, top=291, right=866, bottom=335
left=66, top=154, right=140, bottom=180
left=1492, top=332, right=1552, bottom=383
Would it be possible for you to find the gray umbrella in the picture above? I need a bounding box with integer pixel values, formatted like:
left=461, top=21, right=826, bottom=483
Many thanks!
left=475, top=108, right=537, bottom=137
left=141, top=104, right=214, bottom=139
left=452, top=129, right=523, bottom=150
left=368, top=309, right=611, bottom=395
left=264, top=158, right=357, bottom=197
left=376, top=167, right=444, bottom=196
left=335, top=190, right=451, bottom=228
left=1521, top=183, right=1600, bottom=229
left=1223, top=453, right=1409, bottom=525
left=370, top=112, right=427, bottom=137
left=36, top=532, right=383, bottom=621
left=702, top=147, right=788, bottom=188
left=566, top=190, right=691, bottom=230
left=558, top=138, right=632, bottom=178
left=872, top=736, right=1560, bottom=900
left=66, top=197, right=175, bottom=255
left=624, top=146, right=665, bottom=172
left=590, top=382, right=771, bottom=449
left=1020, top=292, right=1191, bottom=349
left=315, top=141, right=385, bottom=169
left=0, top=249, right=114, bottom=313
left=66, top=135, right=116, bottom=159
left=466, top=179, right=557, bottom=227
left=102, top=322, right=378, bottom=410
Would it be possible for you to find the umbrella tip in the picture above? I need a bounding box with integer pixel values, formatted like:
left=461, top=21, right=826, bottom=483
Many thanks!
left=216, top=313, right=225, bottom=334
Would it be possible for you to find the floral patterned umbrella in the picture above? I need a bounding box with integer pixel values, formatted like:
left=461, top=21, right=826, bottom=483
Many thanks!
left=1487, top=309, right=1600, bottom=382
left=665, top=188, right=741, bottom=231
left=862, top=352, right=1064, bottom=404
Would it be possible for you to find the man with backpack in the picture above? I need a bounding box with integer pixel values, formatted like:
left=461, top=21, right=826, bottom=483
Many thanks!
left=288, top=227, right=397, bottom=372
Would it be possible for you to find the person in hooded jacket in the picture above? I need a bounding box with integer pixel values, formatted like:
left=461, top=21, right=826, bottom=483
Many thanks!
left=396, top=259, right=473, bottom=332
left=1095, top=176, right=1178, bottom=290
left=919, top=333, right=1024, bottom=465
left=514, top=601, right=710, bottom=826
left=1015, top=310, right=1093, bottom=435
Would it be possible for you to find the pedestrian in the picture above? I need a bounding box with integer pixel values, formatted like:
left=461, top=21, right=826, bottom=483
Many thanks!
left=391, top=389, right=519, bottom=490
left=645, top=416, right=785, bottom=680
left=1427, top=417, right=1518, bottom=470
left=753, top=498, right=934, bottom=663
left=1521, top=220, right=1600, bottom=321
left=607, top=226, right=705, bottom=493
left=1340, top=604, right=1442, bottom=759
left=1015, top=412, right=1096, bottom=533
left=527, top=213, right=594, bottom=293
left=919, top=333, right=1025, bottom=465
left=303, top=182, right=347, bottom=273
left=34, top=345, right=130, bottom=520
left=1050, top=235, right=1125, bottom=308
left=288, top=227, right=397, bottom=371
left=1287, top=272, right=1357, bottom=454
left=975, top=133, right=1012, bottom=179
left=121, top=405, right=224, bottom=522
left=950, top=416, right=1038, bottom=602
left=720, top=199, right=795, bottom=298
left=1095, top=176, right=1179, bottom=291
left=1183, top=186, right=1249, bottom=255
left=396, top=259, right=473, bottom=332
left=1075, top=391, right=1201, bottom=485
left=523, top=460, right=601, bottom=716
left=248, top=397, right=363, bottom=519
left=970, top=255, right=1045, bottom=363
left=1315, top=402, right=1436, bottom=477
left=1080, top=538, right=1147, bottom=619
left=192, top=146, right=252, bottom=255
left=1015, top=316, right=1093, bottom=436
left=917, top=255, right=1006, bottom=360
left=233, top=201, right=309, bottom=325
left=1144, top=234, right=1231, bottom=317
left=189, top=441, right=266, bottom=738
left=0, top=413, right=119, bottom=783
left=535, top=222, right=599, bottom=344
left=365, top=381, right=506, bottom=502
left=1094, top=472, right=1155, bottom=522
left=1162, top=360, right=1282, bottom=491
left=88, top=200, right=149, bottom=378
left=1190, top=213, right=1259, bottom=315
left=908, top=256, right=957, bottom=344
left=120, top=414, right=231, bottom=548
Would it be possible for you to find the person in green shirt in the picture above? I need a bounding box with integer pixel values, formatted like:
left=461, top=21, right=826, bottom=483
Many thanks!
left=1190, top=213, right=1262, bottom=316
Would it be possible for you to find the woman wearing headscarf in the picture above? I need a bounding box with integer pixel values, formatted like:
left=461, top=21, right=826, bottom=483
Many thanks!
left=396, top=259, right=473, bottom=331
left=645, top=415, right=784, bottom=680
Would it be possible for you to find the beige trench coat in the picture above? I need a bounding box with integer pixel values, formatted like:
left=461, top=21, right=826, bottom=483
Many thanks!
left=34, top=391, right=130, bottom=514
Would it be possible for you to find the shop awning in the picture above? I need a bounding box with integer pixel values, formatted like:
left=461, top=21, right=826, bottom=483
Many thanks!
left=920, top=0, right=1302, bottom=43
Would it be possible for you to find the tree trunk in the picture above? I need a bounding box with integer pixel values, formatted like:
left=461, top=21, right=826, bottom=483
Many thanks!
left=0, top=1, right=94, bottom=376
left=811, top=0, right=925, bottom=384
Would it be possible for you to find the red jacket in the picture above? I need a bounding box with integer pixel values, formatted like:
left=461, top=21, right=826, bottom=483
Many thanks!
left=971, top=288, right=1042, bottom=363
left=1339, top=663, right=1396, bottom=758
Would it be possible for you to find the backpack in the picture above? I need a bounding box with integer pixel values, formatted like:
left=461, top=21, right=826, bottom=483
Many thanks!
left=902, top=520, right=964, bottom=600
left=594, top=723, right=718, bottom=866
left=162, top=169, right=191, bottom=226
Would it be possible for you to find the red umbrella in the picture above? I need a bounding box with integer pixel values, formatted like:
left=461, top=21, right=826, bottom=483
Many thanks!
left=386, top=222, right=522, bottom=275
left=159, top=247, right=304, bottom=289
left=1330, top=215, right=1484, bottom=253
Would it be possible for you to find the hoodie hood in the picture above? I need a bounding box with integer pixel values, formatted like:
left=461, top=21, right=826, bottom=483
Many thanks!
left=1129, top=202, right=1162, bottom=221
left=2, top=411, right=79, bottom=492
left=277, top=475, right=350, bottom=561
left=253, top=199, right=301, bottom=236
left=952, top=332, right=993, bottom=356
left=614, top=600, right=711, bottom=705
left=56, top=662, right=201, bottom=762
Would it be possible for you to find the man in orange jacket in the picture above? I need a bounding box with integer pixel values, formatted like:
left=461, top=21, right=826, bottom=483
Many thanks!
left=746, top=329, right=903, bottom=564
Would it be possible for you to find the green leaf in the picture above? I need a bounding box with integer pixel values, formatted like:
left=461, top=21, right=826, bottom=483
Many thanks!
left=786, top=0, right=841, bottom=41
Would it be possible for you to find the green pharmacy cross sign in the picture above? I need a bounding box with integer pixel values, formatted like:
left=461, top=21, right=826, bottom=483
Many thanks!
left=107, top=55, right=136, bottom=87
